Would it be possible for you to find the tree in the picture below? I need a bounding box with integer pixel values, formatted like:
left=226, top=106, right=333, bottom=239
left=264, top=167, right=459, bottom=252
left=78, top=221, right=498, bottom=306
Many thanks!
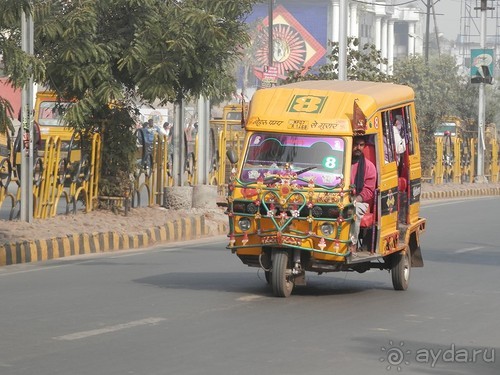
left=0, top=0, right=45, bottom=133
left=284, top=38, right=389, bottom=83
left=0, top=0, right=260, bottom=195
left=391, top=54, right=500, bottom=171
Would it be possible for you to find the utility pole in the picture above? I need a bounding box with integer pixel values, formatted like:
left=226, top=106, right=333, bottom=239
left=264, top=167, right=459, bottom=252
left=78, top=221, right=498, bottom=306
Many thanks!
left=475, top=0, right=493, bottom=183
left=20, top=6, right=34, bottom=223
left=173, top=99, right=186, bottom=186
left=338, top=0, right=347, bottom=80
left=196, top=96, right=209, bottom=184
left=425, top=0, right=431, bottom=63
left=431, top=2, right=441, bottom=56
left=417, top=0, right=443, bottom=63
left=268, top=0, right=273, bottom=67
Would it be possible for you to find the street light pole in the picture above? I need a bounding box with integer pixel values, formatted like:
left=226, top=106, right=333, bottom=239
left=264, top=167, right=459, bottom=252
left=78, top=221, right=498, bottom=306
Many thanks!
left=20, top=7, right=34, bottom=223
left=268, top=0, right=273, bottom=68
left=338, top=0, right=348, bottom=80
left=475, top=0, right=489, bottom=183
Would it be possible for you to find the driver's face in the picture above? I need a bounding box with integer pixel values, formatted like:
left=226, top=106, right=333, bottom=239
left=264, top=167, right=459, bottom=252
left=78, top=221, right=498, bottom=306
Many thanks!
left=352, top=139, right=365, bottom=157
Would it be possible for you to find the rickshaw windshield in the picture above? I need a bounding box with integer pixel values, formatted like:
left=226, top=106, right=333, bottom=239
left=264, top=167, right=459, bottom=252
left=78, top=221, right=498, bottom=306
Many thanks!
left=241, top=133, right=345, bottom=186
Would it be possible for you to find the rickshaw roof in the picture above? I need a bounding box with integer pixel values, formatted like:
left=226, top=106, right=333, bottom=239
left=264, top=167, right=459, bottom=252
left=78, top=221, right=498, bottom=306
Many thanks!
left=245, top=80, right=415, bottom=135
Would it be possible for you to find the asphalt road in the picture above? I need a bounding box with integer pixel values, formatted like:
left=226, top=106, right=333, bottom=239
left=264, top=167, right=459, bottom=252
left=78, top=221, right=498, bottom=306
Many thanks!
left=0, top=197, right=499, bottom=375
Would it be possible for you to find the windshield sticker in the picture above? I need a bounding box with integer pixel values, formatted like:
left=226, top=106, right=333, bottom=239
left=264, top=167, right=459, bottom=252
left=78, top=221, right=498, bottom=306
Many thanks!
left=248, top=134, right=344, bottom=150
left=322, top=156, right=338, bottom=169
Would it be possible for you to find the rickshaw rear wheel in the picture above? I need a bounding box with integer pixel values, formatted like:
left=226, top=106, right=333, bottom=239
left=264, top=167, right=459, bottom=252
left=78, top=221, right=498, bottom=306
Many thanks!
left=272, top=250, right=294, bottom=297
left=391, top=250, right=411, bottom=291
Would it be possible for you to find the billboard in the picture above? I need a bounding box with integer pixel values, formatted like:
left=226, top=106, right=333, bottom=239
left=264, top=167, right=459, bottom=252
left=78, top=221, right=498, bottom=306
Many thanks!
left=244, top=2, right=328, bottom=85
left=471, top=49, right=494, bottom=84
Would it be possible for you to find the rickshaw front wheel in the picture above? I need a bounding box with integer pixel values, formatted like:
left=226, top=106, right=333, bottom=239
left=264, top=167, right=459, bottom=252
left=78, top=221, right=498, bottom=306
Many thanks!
left=272, top=250, right=294, bottom=297
left=264, top=270, right=271, bottom=284
left=391, top=250, right=411, bottom=291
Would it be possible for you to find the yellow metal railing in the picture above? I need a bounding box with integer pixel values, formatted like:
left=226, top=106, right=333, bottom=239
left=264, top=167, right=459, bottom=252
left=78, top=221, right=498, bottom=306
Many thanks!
left=3, top=123, right=500, bottom=222
left=430, top=135, right=498, bottom=184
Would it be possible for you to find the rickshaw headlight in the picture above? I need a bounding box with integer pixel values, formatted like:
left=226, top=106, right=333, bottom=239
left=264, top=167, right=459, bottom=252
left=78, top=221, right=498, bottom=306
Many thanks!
left=311, top=205, right=323, bottom=218
left=327, top=207, right=340, bottom=218
left=320, top=222, right=334, bottom=236
left=246, top=202, right=258, bottom=214
left=238, top=217, right=251, bottom=231
left=233, top=202, right=246, bottom=213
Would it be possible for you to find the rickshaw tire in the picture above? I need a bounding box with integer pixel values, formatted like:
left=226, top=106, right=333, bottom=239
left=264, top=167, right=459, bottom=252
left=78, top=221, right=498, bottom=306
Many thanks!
left=272, top=250, right=294, bottom=297
left=264, top=271, right=271, bottom=285
left=391, top=250, right=411, bottom=291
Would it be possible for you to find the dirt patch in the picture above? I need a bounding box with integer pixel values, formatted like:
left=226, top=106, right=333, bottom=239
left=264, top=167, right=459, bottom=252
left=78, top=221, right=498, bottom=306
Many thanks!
left=0, top=206, right=228, bottom=245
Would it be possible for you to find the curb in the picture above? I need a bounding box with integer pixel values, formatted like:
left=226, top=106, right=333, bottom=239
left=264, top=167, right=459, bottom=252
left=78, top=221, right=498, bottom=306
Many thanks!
left=420, top=186, right=500, bottom=200
left=0, top=216, right=228, bottom=267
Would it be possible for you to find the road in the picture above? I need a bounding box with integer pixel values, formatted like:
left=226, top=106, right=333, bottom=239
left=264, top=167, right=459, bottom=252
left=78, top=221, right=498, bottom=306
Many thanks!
left=0, top=197, right=499, bottom=375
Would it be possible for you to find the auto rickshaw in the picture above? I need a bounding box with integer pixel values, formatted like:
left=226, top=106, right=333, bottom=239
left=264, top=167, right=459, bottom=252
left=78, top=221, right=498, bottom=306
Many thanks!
left=225, top=80, right=426, bottom=297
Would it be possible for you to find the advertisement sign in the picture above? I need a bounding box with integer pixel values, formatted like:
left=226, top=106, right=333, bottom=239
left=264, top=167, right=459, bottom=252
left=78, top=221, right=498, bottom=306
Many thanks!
left=471, top=49, right=494, bottom=84
left=261, top=65, right=278, bottom=88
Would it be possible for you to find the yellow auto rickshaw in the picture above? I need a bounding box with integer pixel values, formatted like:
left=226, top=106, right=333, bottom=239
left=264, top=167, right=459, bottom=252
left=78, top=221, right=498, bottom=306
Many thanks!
left=226, top=80, right=426, bottom=297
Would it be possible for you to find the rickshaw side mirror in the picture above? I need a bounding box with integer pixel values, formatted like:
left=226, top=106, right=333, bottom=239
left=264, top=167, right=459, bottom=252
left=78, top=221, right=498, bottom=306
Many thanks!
left=226, top=149, right=238, bottom=164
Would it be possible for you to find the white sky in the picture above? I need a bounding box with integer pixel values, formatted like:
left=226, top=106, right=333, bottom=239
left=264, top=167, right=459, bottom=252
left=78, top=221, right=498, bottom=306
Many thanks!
left=432, top=0, right=463, bottom=40
left=428, top=0, right=500, bottom=41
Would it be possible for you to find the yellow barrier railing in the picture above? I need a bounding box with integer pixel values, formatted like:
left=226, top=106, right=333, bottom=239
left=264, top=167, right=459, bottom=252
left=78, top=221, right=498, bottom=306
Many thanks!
left=2, top=125, right=499, bottom=222
left=430, top=135, right=498, bottom=184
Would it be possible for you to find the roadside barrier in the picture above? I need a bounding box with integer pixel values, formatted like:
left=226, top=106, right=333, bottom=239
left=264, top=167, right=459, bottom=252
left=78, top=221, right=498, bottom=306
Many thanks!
left=1, top=125, right=498, bottom=222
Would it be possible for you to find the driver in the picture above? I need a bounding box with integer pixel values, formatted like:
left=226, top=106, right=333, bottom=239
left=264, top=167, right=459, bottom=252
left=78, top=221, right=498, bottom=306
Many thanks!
left=350, top=135, right=376, bottom=254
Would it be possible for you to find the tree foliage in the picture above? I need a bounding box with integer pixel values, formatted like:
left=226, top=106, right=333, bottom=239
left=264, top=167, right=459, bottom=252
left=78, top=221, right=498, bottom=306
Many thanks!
left=0, top=0, right=45, bottom=133
left=29, top=0, right=257, bottom=126
left=391, top=54, right=500, bottom=170
left=392, top=55, right=458, bottom=169
left=1, top=0, right=259, bottom=195
left=284, top=38, right=389, bottom=83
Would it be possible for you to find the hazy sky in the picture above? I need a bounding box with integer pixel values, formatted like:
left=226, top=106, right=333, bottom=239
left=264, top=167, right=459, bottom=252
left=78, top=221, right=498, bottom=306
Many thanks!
left=432, top=0, right=463, bottom=40
left=427, top=0, right=500, bottom=41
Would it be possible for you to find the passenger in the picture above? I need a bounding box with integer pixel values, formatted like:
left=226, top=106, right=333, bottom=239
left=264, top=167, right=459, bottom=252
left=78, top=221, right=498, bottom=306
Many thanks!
left=350, top=135, right=377, bottom=254
left=384, top=119, right=406, bottom=164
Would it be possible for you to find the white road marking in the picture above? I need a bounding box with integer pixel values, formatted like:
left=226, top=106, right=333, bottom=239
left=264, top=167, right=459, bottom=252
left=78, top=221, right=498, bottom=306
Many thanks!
left=455, top=246, right=484, bottom=254
left=237, top=294, right=265, bottom=302
left=53, top=317, right=166, bottom=341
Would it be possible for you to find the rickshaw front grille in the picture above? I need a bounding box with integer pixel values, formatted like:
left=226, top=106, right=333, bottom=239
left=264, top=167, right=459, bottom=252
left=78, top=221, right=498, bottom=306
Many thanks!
left=232, top=200, right=353, bottom=220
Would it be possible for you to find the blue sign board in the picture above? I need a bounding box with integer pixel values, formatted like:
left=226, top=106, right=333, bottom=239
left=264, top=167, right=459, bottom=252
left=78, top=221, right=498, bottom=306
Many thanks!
left=471, top=49, right=494, bottom=84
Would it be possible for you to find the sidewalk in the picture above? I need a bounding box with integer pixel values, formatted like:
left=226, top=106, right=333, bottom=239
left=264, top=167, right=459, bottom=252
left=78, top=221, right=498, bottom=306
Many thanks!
left=1, top=182, right=499, bottom=266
